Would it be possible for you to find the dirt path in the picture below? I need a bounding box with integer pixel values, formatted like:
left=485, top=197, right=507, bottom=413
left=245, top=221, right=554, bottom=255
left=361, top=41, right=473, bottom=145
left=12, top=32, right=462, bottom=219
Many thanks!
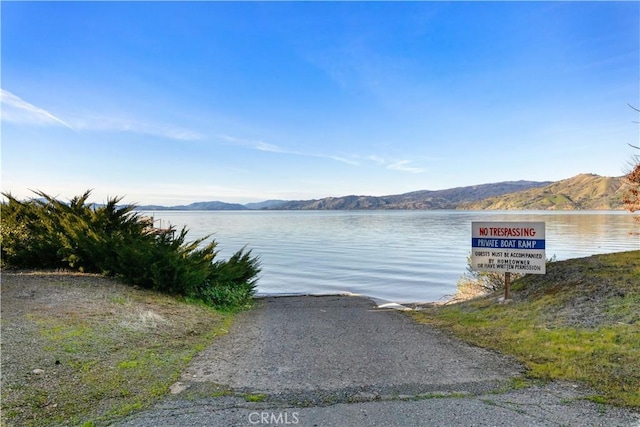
left=115, top=296, right=639, bottom=427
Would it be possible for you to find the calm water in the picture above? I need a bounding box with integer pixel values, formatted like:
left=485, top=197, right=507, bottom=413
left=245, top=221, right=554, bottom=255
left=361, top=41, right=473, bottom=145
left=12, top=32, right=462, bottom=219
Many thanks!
left=141, top=211, right=639, bottom=303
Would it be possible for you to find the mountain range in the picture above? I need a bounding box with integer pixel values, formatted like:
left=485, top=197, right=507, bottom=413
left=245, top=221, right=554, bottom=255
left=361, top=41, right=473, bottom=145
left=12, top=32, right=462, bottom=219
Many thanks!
left=137, top=173, right=629, bottom=211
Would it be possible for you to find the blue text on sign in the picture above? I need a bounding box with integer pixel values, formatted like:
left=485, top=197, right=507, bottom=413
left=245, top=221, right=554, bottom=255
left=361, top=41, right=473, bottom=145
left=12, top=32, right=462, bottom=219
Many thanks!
left=471, top=238, right=546, bottom=250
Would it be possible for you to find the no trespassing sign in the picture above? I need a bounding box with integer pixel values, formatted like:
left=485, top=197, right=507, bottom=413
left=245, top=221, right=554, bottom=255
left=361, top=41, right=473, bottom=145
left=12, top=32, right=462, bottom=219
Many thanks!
left=471, top=221, right=546, bottom=275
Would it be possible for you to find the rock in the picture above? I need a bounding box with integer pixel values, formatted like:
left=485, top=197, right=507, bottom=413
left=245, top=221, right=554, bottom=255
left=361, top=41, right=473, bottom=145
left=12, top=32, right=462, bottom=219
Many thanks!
left=31, top=369, right=45, bottom=375
left=169, top=382, right=187, bottom=394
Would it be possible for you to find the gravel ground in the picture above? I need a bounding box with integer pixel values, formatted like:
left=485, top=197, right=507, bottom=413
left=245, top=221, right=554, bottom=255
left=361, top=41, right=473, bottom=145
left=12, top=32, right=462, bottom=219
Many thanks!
left=1, top=272, right=128, bottom=389
left=1, top=271, right=227, bottom=426
left=115, top=295, right=640, bottom=427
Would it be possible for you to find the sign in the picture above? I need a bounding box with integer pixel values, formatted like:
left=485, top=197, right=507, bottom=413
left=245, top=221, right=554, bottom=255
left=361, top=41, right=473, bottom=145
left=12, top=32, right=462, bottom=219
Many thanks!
left=471, top=222, right=546, bottom=274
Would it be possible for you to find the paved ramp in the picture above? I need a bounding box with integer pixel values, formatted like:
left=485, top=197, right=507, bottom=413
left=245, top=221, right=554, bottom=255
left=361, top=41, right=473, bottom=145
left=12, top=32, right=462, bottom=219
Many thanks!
left=115, top=296, right=639, bottom=427
left=182, top=295, right=521, bottom=397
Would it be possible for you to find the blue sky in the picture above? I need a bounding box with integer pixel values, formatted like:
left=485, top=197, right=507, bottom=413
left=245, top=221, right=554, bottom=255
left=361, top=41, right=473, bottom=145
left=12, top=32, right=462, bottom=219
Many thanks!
left=2, top=2, right=638, bottom=205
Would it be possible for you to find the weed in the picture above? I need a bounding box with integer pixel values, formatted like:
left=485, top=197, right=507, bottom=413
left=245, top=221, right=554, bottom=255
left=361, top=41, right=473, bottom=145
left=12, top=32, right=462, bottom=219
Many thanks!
left=244, top=393, right=268, bottom=402
left=586, top=395, right=609, bottom=405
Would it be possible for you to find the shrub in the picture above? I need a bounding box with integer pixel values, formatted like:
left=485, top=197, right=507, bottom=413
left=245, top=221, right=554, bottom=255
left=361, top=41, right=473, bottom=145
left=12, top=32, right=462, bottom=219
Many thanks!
left=455, top=254, right=523, bottom=300
left=623, top=150, right=640, bottom=227
left=0, top=190, right=260, bottom=310
left=0, top=193, right=66, bottom=268
left=455, top=253, right=557, bottom=301
left=197, top=248, right=261, bottom=310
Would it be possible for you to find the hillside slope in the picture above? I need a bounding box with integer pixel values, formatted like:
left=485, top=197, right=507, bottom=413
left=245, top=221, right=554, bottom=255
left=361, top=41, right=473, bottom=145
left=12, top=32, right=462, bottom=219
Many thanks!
left=410, top=250, right=640, bottom=407
left=461, top=174, right=628, bottom=210
left=269, top=180, right=550, bottom=210
left=138, top=201, right=248, bottom=210
left=134, top=174, right=627, bottom=211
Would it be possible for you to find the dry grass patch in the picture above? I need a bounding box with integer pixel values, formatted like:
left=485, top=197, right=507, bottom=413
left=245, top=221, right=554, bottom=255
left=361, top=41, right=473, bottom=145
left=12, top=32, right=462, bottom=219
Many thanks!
left=1, top=272, right=233, bottom=426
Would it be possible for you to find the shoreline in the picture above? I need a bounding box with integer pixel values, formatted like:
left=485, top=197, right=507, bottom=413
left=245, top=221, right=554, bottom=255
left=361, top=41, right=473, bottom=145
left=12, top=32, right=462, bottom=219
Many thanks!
left=254, top=291, right=451, bottom=311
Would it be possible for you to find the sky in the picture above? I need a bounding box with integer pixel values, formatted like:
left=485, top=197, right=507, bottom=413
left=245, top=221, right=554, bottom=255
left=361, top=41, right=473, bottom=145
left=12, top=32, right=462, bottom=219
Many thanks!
left=1, top=1, right=638, bottom=206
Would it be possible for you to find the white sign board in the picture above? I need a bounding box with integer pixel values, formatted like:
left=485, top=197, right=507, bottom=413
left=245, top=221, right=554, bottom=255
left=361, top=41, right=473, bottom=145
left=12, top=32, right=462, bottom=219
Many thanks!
left=471, top=222, right=546, bottom=274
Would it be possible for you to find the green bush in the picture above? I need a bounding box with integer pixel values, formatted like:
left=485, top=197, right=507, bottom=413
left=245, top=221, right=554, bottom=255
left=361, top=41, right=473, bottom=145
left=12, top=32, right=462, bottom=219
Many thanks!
left=0, top=190, right=260, bottom=310
left=0, top=193, right=65, bottom=268
left=197, top=248, right=261, bottom=309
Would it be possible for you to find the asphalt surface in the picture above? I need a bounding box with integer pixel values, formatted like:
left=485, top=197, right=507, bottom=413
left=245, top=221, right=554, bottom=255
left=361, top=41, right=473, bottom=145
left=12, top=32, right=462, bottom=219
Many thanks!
left=114, top=295, right=640, bottom=427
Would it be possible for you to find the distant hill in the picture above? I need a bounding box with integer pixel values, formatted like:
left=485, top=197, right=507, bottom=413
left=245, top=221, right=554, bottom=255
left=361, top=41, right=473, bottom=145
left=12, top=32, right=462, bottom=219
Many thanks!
left=138, top=201, right=248, bottom=211
left=134, top=174, right=627, bottom=211
left=266, top=180, right=551, bottom=210
left=460, top=174, right=628, bottom=210
left=244, top=200, right=288, bottom=210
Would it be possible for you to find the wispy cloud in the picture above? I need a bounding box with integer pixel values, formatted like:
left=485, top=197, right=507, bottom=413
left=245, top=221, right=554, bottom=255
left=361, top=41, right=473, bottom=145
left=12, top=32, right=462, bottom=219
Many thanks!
left=0, top=88, right=75, bottom=130
left=219, top=134, right=286, bottom=153
left=0, top=88, right=202, bottom=141
left=387, top=160, right=426, bottom=174
left=315, top=154, right=359, bottom=166
left=363, top=154, right=426, bottom=174
left=367, top=155, right=386, bottom=165
left=219, top=134, right=360, bottom=166
left=73, top=115, right=203, bottom=141
left=220, top=135, right=422, bottom=172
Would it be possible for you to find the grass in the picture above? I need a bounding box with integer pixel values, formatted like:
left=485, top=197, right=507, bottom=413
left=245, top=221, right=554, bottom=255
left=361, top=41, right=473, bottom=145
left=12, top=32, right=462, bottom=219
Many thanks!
left=244, top=393, right=267, bottom=402
left=408, top=250, right=640, bottom=408
left=1, top=274, right=235, bottom=427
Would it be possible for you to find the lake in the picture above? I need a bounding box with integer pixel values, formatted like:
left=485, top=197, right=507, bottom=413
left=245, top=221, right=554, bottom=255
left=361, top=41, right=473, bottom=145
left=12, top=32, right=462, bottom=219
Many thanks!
left=141, top=210, right=639, bottom=303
